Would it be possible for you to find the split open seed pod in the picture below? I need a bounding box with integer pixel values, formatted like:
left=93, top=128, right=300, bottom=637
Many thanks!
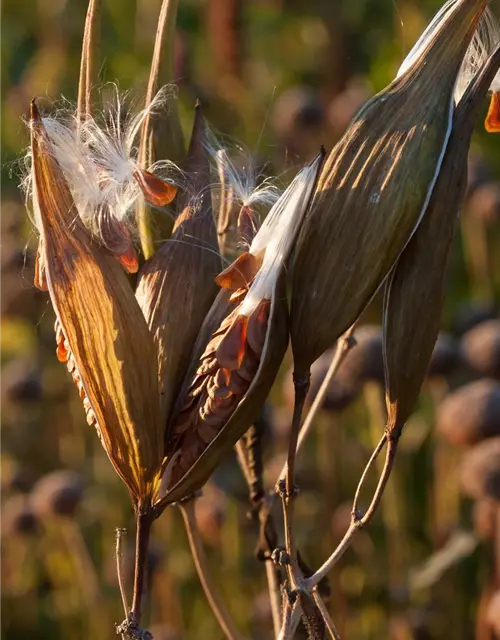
left=383, top=44, right=500, bottom=435
left=136, top=104, right=221, bottom=424
left=291, top=0, right=489, bottom=378
left=155, top=154, right=324, bottom=506
left=29, top=102, right=163, bottom=506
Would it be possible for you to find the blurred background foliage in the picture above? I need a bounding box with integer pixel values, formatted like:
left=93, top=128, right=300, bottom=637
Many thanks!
left=3, top=0, right=500, bottom=638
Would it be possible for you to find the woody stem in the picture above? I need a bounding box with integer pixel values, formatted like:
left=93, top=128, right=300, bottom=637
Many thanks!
left=130, top=509, right=153, bottom=626
left=179, top=498, right=244, bottom=640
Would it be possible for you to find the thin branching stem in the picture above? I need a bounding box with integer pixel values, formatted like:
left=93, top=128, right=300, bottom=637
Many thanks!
left=277, top=599, right=295, bottom=640
left=265, top=557, right=282, bottom=638
left=178, top=498, right=244, bottom=640
left=277, top=325, right=357, bottom=486
left=77, top=0, right=101, bottom=122
left=312, top=590, right=341, bottom=640
left=115, top=528, right=129, bottom=619
left=305, top=434, right=400, bottom=589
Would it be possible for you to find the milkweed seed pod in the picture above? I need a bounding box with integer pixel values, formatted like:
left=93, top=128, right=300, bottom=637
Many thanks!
left=383, top=44, right=500, bottom=435
left=156, top=154, right=324, bottom=505
left=2, top=495, right=38, bottom=537
left=460, top=436, right=500, bottom=501
left=28, top=102, right=164, bottom=506
left=291, top=0, right=489, bottom=379
left=136, top=104, right=221, bottom=423
left=31, top=470, right=85, bottom=518
left=461, top=319, right=500, bottom=378
left=435, top=379, right=500, bottom=446
left=426, top=332, right=462, bottom=378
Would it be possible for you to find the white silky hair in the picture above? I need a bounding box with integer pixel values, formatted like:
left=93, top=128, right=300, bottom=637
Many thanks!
left=205, top=129, right=282, bottom=210
left=26, top=86, right=182, bottom=239
left=239, top=154, right=322, bottom=317
left=396, top=1, right=500, bottom=102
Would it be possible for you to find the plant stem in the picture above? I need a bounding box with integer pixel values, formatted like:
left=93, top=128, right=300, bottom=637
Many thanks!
left=305, top=434, right=400, bottom=589
left=178, top=498, right=244, bottom=640
left=115, top=528, right=129, bottom=619
left=130, top=510, right=153, bottom=626
left=265, top=557, right=282, bottom=638
left=312, top=590, right=341, bottom=640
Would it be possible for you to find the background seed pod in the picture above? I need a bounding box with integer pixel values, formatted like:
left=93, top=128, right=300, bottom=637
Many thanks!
left=31, top=470, right=85, bottom=518
left=436, top=379, right=500, bottom=446
left=466, top=181, right=500, bottom=223
left=451, top=301, right=498, bottom=336
left=472, top=498, right=497, bottom=541
left=460, top=437, right=500, bottom=501
left=339, top=325, right=384, bottom=385
left=426, top=332, right=463, bottom=378
left=461, top=319, right=500, bottom=378
left=2, top=495, right=38, bottom=537
left=1, top=358, right=42, bottom=403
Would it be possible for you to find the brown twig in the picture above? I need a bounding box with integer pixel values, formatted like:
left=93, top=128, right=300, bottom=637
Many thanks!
left=77, top=0, right=101, bottom=122
left=305, top=433, right=400, bottom=589
left=312, top=590, right=340, bottom=640
left=178, top=498, right=244, bottom=640
left=115, top=528, right=129, bottom=619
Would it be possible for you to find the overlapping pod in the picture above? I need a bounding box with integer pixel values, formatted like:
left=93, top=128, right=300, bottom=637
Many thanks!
left=156, top=155, right=324, bottom=505
left=30, top=102, right=163, bottom=506
left=290, top=0, right=488, bottom=378
left=383, top=45, right=500, bottom=435
left=135, top=104, right=221, bottom=424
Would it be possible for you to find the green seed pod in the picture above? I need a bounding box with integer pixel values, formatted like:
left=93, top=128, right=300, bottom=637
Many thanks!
left=291, top=0, right=488, bottom=379
left=383, top=45, right=500, bottom=435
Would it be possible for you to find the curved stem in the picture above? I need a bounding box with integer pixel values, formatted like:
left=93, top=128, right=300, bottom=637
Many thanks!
left=77, top=0, right=101, bottom=122
left=265, top=559, right=282, bottom=638
left=130, top=510, right=153, bottom=626
left=178, top=498, right=244, bottom=640
left=306, top=435, right=400, bottom=589
left=312, top=591, right=341, bottom=640
left=115, top=528, right=129, bottom=619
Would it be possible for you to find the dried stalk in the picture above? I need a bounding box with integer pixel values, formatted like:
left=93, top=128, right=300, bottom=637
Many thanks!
left=265, top=558, right=282, bottom=638
left=305, top=433, right=400, bottom=589
left=77, top=0, right=101, bottom=122
left=178, top=498, right=244, bottom=640
left=115, top=528, right=129, bottom=619
left=312, top=590, right=340, bottom=640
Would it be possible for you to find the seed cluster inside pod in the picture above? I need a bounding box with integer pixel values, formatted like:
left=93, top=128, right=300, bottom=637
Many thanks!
left=166, top=266, right=269, bottom=487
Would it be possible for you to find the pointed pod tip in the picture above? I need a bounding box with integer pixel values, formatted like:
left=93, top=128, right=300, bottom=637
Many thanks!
left=485, top=92, right=500, bottom=133
left=30, top=99, right=41, bottom=122
left=195, top=98, right=202, bottom=110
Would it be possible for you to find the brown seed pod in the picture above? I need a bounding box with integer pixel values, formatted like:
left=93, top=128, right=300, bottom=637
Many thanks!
left=436, top=379, right=500, bottom=446
left=157, top=155, right=323, bottom=505
left=29, top=102, right=163, bottom=505
left=460, top=437, right=500, bottom=501
left=472, top=498, right=497, bottom=540
left=486, top=590, right=500, bottom=635
left=2, top=495, right=38, bottom=537
left=340, top=325, right=384, bottom=385
left=461, top=319, right=500, bottom=378
left=31, top=470, right=85, bottom=518
left=427, top=332, right=463, bottom=378
left=383, top=44, right=500, bottom=434
left=291, top=0, right=489, bottom=379
left=136, top=103, right=221, bottom=423
left=466, top=181, right=500, bottom=222
left=452, top=301, right=498, bottom=335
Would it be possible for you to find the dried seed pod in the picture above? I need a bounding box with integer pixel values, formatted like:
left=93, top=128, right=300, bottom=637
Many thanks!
left=28, top=102, right=163, bottom=505
left=383, top=44, right=500, bottom=434
left=340, top=325, right=384, bottom=385
left=467, top=180, right=500, bottom=222
left=136, top=104, right=221, bottom=423
left=2, top=359, right=42, bottom=403
left=486, top=590, right=500, bottom=635
left=2, top=495, right=38, bottom=537
left=460, top=436, right=500, bottom=501
left=427, top=332, right=463, bottom=378
left=31, top=470, right=85, bottom=517
left=472, top=497, right=497, bottom=540
left=461, top=319, right=500, bottom=378
left=157, top=155, right=323, bottom=505
left=435, top=379, right=500, bottom=446
left=452, top=300, right=498, bottom=335
left=291, top=0, right=489, bottom=379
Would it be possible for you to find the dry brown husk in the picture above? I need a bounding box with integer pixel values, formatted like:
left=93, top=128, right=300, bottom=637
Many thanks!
left=383, top=45, right=500, bottom=435
left=30, top=102, right=163, bottom=506
left=135, top=104, right=221, bottom=425
left=157, top=271, right=288, bottom=506
left=154, top=154, right=324, bottom=505
left=290, top=0, right=488, bottom=377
